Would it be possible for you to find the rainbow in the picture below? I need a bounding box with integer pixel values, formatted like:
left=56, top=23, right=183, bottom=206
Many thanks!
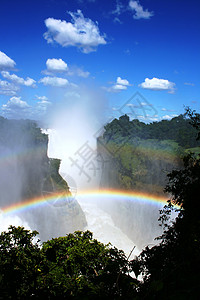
left=77, top=189, right=168, bottom=204
left=0, top=189, right=172, bottom=217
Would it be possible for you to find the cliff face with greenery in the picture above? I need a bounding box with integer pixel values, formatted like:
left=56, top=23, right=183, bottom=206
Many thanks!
left=98, top=114, right=200, bottom=195
left=0, top=117, right=86, bottom=240
left=97, top=114, right=200, bottom=248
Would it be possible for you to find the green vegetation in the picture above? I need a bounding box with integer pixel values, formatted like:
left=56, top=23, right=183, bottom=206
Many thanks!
left=0, top=226, right=41, bottom=299
left=1, top=111, right=200, bottom=298
left=98, top=114, right=200, bottom=194
left=129, top=109, right=200, bottom=298
left=42, top=158, right=70, bottom=194
left=1, top=146, right=200, bottom=299
left=101, top=114, right=200, bottom=147
left=132, top=152, right=200, bottom=299
left=0, top=227, right=138, bottom=299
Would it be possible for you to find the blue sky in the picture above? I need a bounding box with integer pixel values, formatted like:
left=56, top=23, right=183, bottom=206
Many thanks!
left=0, top=0, right=199, bottom=123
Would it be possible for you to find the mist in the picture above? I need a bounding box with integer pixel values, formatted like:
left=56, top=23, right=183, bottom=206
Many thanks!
left=46, top=86, right=107, bottom=190
left=45, top=87, right=166, bottom=255
left=0, top=87, right=169, bottom=257
left=0, top=118, right=86, bottom=241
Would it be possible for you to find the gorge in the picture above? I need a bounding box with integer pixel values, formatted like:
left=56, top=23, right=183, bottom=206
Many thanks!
left=1, top=113, right=198, bottom=255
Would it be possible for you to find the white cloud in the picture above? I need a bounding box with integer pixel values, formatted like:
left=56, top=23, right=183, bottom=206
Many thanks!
left=35, top=95, right=49, bottom=101
left=44, top=10, right=107, bottom=53
left=2, top=96, right=30, bottom=116
left=162, top=115, right=173, bottom=120
left=1, top=95, right=52, bottom=119
left=161, top=114, right=178, bottom=120
left=1, top=71, right=36, bottom=87
left=140, top=77, right=176, bottom=93
left=0, top=79, right=19, bottom=96
left=46, top=58, right=68, bottom=72
left=129, top=1, right=154, bottom=19
left=0, top=51, right=16, bottom=70
left=113, top=84, right=127, bottom=91
left=113, top=76, right=131, bottom=91
left=104, top=76, right=131, bottom=92
left=43, top=58, right=90, bottom=78
left=116, top=76, right=130, bottom=86
left=39, top=76, right=69, bottom=87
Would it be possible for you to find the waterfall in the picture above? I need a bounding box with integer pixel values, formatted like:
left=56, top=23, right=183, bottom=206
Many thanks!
left=46, top=127, right=164, bottom=256
left=0, top=91, right=167, bottom=256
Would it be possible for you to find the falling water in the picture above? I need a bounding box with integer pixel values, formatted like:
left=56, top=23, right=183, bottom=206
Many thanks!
left=0, top=90, right=166, bottom=256
left=46, top=123, right=164, bottom=256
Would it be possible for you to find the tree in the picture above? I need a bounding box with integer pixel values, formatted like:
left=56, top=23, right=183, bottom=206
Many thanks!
left=130, top=110, right=200, bottom=299
left=0, top=226, right=41, bottom=299
left=0, top=227, right=138, bottom=299
left=185, top=107, right=200, bottom=140
left=39, top=230, right=138, bottom=299
left=132, top=155, right=200, bottom=299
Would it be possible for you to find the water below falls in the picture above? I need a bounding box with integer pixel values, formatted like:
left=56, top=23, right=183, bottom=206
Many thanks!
left=77, top=196, right=140, bottom=257
left=0, top=127, right=166, bottom=259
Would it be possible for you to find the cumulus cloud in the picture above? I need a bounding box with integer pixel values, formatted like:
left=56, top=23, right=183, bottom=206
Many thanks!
left=1, top=71, right=36, bottom=87
left=113, top=84, right=127, bottom=91
left=1, top=96, right=30, bottom=118
left=0, top=95, right=52, bottom=119
left=46, top=58, right=68, bottom=72
left=0, top=51, right=16, bottom=70
left=105, top=76, right=131, bottom=92
left=116, top=76, right=130, bottom=86
left=129, top=0, right=154, bottom=19
left=44, top=10, right=106, bottom=53
left=39, top=76, right=69, bottom=87
left=140, top=77, right=176, bottom=93
left=0, top=79, right=19, bottom=96
left=44, top=58, right=90, bottom=78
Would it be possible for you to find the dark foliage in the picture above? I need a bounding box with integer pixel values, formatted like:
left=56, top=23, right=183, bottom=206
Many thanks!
left=130, top=110, right=200, bottom=299
left=0, top=227, right=138, bottom=299
left=101, top=114, right=200, bottom=148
